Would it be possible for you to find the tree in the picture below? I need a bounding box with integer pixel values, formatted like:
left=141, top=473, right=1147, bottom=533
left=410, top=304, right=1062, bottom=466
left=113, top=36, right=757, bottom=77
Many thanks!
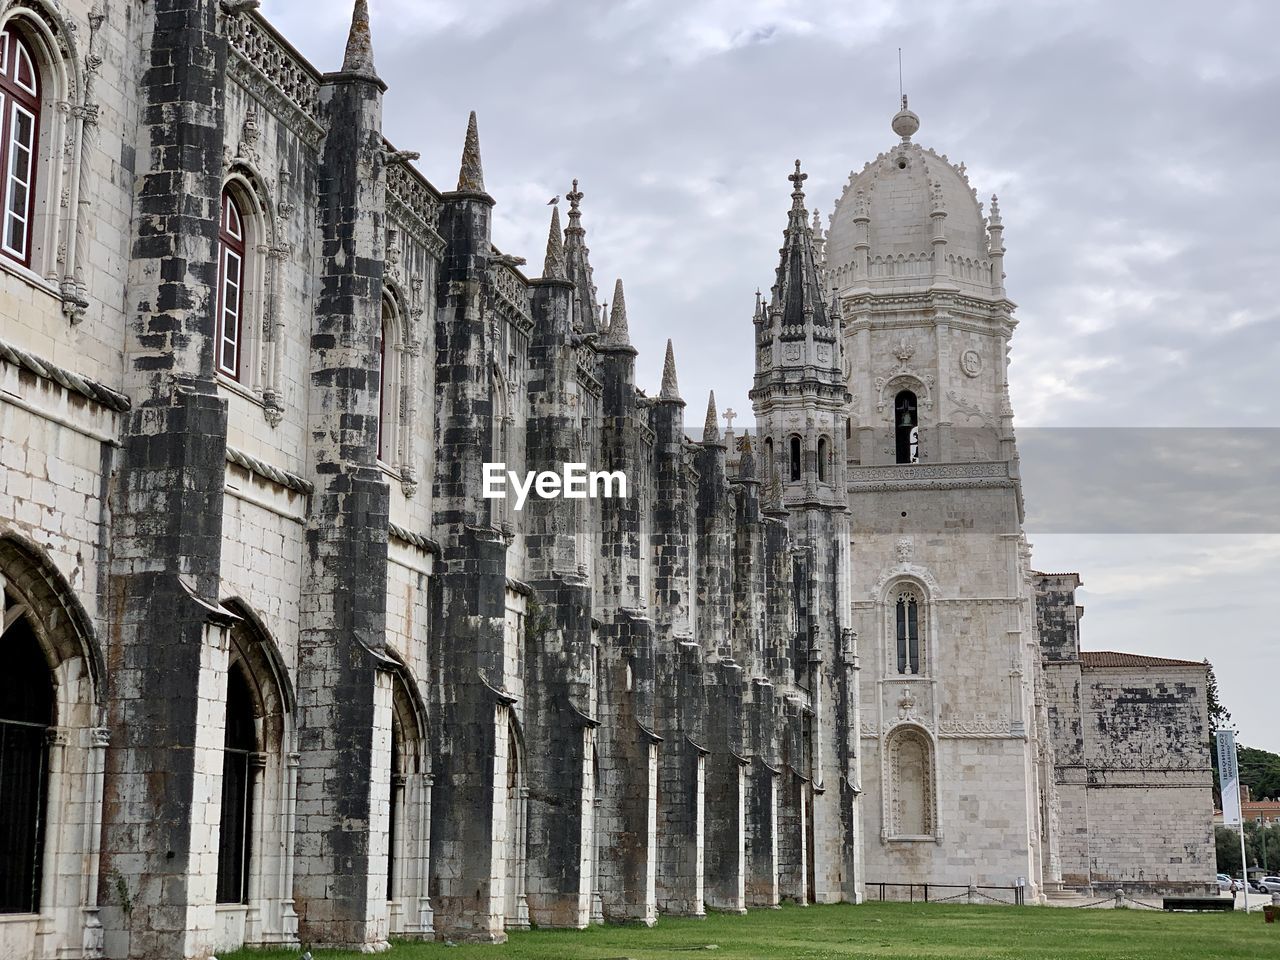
left=1217, top=825, right=1242, bottom=876
left=1206, top=660, right=1231, bottom=804
left=1206, top=659, right=1231, bottom=732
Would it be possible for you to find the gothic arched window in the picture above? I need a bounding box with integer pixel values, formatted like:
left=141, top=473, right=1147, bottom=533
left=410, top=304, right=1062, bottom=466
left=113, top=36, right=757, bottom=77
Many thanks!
left=0, top=28, right=41, bottom=266
left=216, top=664, right=256, bottom=905
left=0, top=612, right=52, bottom=913
left=378, top=294, right=401, bottom=464
left=789, top=435, right=802, bottom=481
left=895, top=586, right=922, bottom=675
left=894, top=390, right=918, bottom=464
left=817, top=436, right=830, bottom=482
left=216, top=188, right=248, bottom=379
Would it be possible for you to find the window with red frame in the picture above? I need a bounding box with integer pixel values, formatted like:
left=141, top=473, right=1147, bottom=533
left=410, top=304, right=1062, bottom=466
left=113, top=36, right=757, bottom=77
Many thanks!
left=216, top=189, right=246, bottom=379
left=0, top=29, right=42, bottom=266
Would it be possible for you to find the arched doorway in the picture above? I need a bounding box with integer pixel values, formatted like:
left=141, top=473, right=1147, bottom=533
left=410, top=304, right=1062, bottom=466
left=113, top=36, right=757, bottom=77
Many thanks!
left=213, top=601, right=297, bottom=950
left=386, top=668, right=432, bottom=938
left=0, top=534, right=107, bottom=958
left=504, top=719, right=529, bottom=930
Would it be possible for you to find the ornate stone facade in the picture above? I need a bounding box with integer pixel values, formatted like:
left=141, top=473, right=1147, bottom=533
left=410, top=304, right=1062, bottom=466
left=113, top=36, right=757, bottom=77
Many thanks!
left=0, top=6, right=1212, bottom=960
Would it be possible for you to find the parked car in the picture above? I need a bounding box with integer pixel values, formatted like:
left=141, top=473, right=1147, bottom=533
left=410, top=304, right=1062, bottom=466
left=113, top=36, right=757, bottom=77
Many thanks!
left=1216, top=873, right=1233, bottom=892
left=1257, top=875, right=1280, bottom=895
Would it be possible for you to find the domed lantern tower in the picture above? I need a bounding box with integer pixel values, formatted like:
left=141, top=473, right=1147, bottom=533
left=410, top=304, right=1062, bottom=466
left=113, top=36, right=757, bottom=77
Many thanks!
left=821, top=98, right=1058, bottom=900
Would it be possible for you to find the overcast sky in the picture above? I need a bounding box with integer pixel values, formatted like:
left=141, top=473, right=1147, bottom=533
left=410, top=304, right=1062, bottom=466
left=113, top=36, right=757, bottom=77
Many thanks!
left=261, top=0, right=1280, bottom=752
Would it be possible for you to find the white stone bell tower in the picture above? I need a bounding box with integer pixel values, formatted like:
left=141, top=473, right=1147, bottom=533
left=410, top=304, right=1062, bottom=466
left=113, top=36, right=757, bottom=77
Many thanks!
left=822, top=97, right=1057, bottom=899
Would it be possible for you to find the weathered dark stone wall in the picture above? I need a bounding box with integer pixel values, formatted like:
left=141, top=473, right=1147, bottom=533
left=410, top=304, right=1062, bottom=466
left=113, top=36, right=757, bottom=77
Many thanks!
left=103, top=3, right=231, bottom=957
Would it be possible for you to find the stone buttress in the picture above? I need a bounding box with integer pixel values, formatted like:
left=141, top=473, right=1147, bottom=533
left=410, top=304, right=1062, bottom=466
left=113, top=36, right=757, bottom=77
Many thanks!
left=649, top=344, right=709, bottom=917
left=592, top=284, right=660, bottom=925
left=293, top=11, right=396, bottom=948
left=427, top=114, right=515, bottom=942
left=519, top=207, right=598, bottom=928
left=102, top=3, right=233, bottom=957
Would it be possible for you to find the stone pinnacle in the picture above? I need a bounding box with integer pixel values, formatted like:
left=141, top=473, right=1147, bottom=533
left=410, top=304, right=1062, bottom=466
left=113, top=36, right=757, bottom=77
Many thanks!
left=703, top=391, right=720, bottom=443
left=603, top=279, right=632, bottom=349
left=543, top=203, right=565, bottom=279
left=659, top=339, right=681, bottom=401
left=341, top=0, right=377, bottom=79
left=456, top=111, right=485, bottom=194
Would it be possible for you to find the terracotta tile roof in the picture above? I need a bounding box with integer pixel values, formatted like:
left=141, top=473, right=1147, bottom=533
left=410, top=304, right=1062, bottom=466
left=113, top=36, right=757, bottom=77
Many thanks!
left=1080, top=651, right=1206, bottom=669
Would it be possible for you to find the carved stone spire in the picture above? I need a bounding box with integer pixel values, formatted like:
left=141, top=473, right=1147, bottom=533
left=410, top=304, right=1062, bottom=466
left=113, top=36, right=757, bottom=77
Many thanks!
left=601, top=278, right=634, bottom=351
left=456, top=111, right=485, bottom=194
left=659, top=339, right=681, bottom=401
left=703, top=391, right=720, bottom=443
left=542, top=203, right=565, bottom=279
left=563, top=178, right=599, bottom=333
left=736, top=434, right=757, bottom=481
left=773, top=160, right=829, bottom=332
left=763, top=460, right=788, bottom=515
left=342, top=0, right=377, bottom=79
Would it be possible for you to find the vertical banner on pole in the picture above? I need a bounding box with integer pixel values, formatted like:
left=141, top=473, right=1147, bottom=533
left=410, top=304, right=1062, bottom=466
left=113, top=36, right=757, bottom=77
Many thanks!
left=1216, top=728, right=1249, bottom=912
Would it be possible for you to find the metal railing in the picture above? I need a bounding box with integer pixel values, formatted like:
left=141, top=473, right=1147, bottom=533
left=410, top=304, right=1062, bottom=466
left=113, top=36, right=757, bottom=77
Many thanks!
left=866, top=881, right=1026, bottom=906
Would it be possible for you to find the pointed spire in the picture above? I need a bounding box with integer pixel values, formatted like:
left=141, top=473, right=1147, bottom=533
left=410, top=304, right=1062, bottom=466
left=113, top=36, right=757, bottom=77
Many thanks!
left=601, top=279, right=634, bottom=351
left=811, top=208, right=824, bottom=239
left=776, top=161, right=829, bottom=331
left=788, top=159, right=808, bottom=215
left=342, top=0, right=377, bottom=78
left=563, top=179, right=599, bottom=333
left=988, top=193, right=1003, bottom=227
left=659, top=339, right=681, bottom=401
left=703, top=391, right=720, bottom=443
left=456, top=111, right=485, bottom=194
left=542, top=203, right=565, bottom=279
left=736, top=434, right=756, bottom=481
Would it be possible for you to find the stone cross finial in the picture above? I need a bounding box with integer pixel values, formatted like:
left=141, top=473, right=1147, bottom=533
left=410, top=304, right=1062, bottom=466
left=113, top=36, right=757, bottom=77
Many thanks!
left=723, top=408, right=737, bottom=431
left=789, top=159, right=808, bottom=207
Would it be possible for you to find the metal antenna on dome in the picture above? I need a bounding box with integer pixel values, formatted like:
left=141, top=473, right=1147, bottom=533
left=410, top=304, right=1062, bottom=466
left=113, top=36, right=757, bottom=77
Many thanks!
left=898, top=47, right=903, bottom=103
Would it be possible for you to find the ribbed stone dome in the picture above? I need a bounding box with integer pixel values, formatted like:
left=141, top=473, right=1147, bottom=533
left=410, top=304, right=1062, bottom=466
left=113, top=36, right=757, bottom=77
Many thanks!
left=824, top=132, right=996, bottom=297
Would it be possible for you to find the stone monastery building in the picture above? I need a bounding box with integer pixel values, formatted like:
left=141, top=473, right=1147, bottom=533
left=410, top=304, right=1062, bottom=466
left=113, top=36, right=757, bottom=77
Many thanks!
left=0, top=2, right=1215, bottom=958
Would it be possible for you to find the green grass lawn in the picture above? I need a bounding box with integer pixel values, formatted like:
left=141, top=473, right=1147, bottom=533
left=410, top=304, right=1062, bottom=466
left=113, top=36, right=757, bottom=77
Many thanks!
left=222, top=901, right=1276, bottom=960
